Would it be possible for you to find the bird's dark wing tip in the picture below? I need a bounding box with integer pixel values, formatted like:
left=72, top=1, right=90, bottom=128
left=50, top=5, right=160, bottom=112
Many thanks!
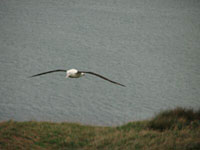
left=28, top=75, right=35, bottom=78
left=28, top=75, right=37, bottom=78
left=118, top=83, right=126, bottom=87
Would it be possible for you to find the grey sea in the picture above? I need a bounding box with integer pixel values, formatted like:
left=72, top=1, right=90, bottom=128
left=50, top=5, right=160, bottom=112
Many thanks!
left=0, top=0, right=200, bottom=126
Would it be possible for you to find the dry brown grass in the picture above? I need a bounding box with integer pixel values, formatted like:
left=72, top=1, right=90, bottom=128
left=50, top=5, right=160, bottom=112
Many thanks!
left=0, top=107, right=200, bottom=150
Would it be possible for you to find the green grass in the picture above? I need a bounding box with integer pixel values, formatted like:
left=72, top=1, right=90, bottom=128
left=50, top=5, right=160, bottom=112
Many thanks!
left=0, top=107, right=200, bottom=150
left=148, top=107, right=200, bottom=131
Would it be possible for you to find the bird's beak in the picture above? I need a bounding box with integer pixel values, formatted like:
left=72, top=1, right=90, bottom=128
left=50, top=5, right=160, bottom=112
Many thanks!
left=66, top=74, right=69, bottom=78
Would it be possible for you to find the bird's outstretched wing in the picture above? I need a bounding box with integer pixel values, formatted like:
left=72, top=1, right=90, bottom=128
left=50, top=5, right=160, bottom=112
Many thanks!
left=29, top=69, right=66, bottom=77
left=80, top=71, right=126, bottom=87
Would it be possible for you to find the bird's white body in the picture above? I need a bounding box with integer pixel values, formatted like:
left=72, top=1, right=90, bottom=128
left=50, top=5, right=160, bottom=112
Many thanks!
left=66, top=69, right=85, bottom=78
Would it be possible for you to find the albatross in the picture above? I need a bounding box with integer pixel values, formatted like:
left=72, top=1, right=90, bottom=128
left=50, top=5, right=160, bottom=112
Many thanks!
left=30, top=69, right=125, bottom=87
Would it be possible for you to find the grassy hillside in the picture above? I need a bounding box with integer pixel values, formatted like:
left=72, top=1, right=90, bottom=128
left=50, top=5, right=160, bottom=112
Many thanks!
left=0, top=107, right=200, bottom=150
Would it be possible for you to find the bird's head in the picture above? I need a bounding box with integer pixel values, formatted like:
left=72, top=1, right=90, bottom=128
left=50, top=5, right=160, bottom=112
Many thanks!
left=80, top=72, right=85, bottom=77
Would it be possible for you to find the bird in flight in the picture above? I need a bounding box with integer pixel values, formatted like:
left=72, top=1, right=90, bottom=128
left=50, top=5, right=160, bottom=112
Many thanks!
left=30, top=69, right=126, bottom=87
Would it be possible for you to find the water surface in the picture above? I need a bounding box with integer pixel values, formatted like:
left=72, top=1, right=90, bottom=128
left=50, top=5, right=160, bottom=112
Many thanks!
left=0, top=0, right=200, bottom=126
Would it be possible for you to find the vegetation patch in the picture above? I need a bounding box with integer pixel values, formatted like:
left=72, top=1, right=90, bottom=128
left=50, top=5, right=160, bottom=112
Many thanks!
left=147, top=107, right=200, bottom=131
left=0, top=107, right=200, bottom=150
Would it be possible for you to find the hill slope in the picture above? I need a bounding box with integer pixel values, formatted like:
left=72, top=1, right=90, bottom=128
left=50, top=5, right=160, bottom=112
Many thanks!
left=0, top=107, right=200, bottom=150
